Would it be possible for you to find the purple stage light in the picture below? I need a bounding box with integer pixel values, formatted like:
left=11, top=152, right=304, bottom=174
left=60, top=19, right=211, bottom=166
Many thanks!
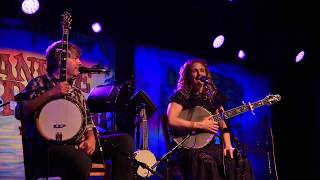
left=295, top=50, right=305, bottom=63
left=238, top=50, right=246, bottom=60
left=21, top=0, right=39, bottom=15
left=212, top=35, right=225, bottom=48
left=92, top=22, right=102, bottom=33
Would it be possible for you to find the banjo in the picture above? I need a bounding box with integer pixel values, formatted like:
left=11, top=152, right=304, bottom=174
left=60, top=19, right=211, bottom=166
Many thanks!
left=134, top=106, right=157, bottom=178
left=172, top=94, right=281, bottom=149
left=36, top=12, right=86, bottom=144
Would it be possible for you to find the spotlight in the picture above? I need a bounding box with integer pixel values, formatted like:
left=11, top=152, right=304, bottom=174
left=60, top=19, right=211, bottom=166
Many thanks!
left=295, top=50, right=305, bottom=63
left=92, top=22, right=102, bottom=33
left=21, top=0, right=40, bottom=15
left=212, top=35, right=225, bottom=48
left=237, top=50, right=246, bottom=60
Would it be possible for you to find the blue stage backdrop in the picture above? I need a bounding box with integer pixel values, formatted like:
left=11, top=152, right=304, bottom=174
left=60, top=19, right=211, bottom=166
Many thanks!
left=134, top=45, right=273, bottom=180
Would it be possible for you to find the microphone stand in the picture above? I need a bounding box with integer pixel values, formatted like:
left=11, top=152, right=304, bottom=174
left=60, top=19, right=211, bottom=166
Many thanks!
left=264, top=116, right=278, bottom=180
left=151, top=134, right=191, bottom=170
left=0, top=101, right=10, bottom=108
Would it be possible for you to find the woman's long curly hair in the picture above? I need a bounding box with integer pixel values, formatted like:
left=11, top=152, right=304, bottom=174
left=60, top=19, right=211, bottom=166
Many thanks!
left=177, top=59, right=218, bottom=100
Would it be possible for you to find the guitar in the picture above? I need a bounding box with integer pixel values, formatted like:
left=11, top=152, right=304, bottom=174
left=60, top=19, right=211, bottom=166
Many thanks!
left=172, top=94, right=281, bottom=149
left=134, top=107, right=157, bottom=177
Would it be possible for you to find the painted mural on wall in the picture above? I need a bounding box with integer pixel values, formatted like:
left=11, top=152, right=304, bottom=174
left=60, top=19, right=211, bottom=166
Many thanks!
left=0, top=50, right=114, bottom=179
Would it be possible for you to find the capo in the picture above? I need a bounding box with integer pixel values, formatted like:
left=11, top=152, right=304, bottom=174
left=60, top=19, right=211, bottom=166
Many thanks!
left=242, top=101, right=255, bottom=115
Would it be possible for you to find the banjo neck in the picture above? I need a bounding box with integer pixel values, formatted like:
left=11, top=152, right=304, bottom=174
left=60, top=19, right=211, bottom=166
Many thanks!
left=59, top=12, right=72, bottom=82
left=213, top=95, right=281, bottom=121
left=141, top=107, right=149, bottom=150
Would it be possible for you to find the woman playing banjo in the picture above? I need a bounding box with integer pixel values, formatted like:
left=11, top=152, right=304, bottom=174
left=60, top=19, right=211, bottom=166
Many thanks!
left=167, top=59, right=236, bottom=180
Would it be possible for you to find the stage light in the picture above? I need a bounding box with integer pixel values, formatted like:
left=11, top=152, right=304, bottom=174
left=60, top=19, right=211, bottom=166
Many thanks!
left=295, top=50, right=305, bottom=63
left=21, top=0, right=39, bottom=15
left=238, top=50, right=246, bottom=60
left=92, top=22, right=102, bottom=33
left=212, top=35, right=225, bottom=48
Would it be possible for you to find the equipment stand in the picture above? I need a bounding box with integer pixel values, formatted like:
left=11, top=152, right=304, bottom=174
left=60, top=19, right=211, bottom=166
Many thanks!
left=151, top=134, right=191, bottom=170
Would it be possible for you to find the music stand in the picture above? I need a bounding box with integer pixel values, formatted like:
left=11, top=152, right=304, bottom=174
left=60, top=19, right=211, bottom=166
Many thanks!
left=129, top=89, right=156, bottom=118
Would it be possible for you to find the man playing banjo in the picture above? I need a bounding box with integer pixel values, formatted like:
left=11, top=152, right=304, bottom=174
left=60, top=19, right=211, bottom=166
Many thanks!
left=16, top=39, right=135, bottom=180
left=15, top=40, right=95, bottom=179
left=15, top=11, right=135, bottom=180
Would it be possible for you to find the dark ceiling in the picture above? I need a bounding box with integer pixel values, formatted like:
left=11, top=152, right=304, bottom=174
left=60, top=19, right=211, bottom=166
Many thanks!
left=1, top=0, right=318, bottom=71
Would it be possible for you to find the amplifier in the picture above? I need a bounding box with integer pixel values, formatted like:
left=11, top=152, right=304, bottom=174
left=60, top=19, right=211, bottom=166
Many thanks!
left=87, top=84, right=129, bottom=113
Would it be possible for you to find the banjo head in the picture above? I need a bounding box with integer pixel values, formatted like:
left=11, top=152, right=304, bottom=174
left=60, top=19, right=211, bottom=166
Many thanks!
left=173, top=106, right=214, bottom=149
left=36, top=98, right=84, bottom=142
left=134, top=149, right=157, bottom=177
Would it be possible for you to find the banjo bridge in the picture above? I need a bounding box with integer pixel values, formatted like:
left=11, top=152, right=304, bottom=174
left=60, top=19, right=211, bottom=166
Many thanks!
left=55, top=132, right=63, bottom=141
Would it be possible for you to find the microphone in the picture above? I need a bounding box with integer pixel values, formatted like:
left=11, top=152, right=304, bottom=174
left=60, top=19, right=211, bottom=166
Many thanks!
left=79, top=66, right=109, bottom=74
left=197, top=76, right=210, bottom=84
